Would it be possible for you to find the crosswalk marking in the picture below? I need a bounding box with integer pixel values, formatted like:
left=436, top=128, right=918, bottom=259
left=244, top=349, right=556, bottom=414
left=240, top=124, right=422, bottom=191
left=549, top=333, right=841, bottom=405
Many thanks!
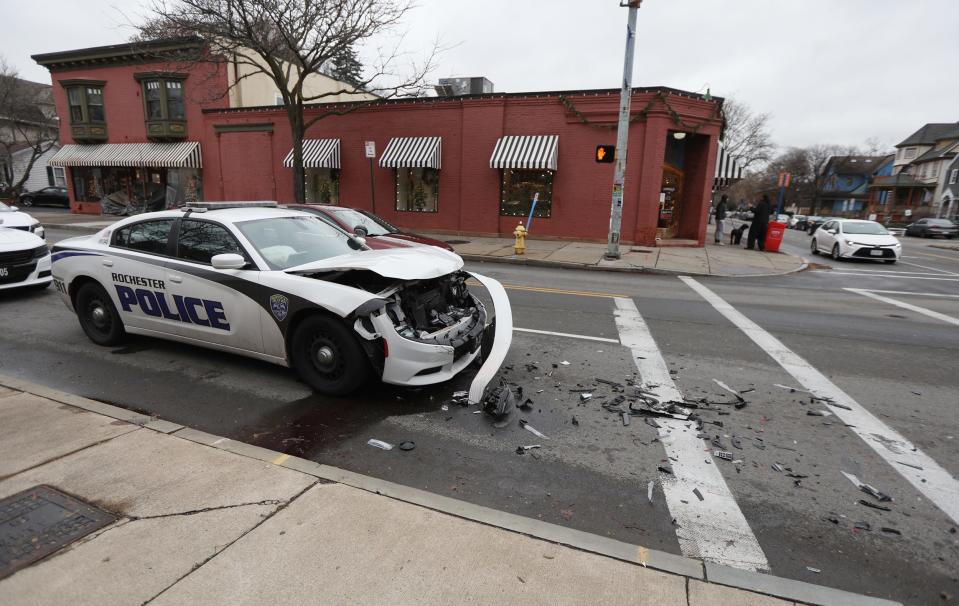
left=845, top=288, right=959, bottom=326
left=680, top=276, right=959, bottom=527
left=612, top=297, right=770, bottom=572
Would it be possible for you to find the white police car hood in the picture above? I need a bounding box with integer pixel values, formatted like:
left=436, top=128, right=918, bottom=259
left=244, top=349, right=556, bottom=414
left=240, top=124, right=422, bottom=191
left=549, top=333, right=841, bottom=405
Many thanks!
left=0, top=210, right=37, bottom=229
left=0, top=226, right=43, bottom=251
left=284, top=246, right=464, bottom=280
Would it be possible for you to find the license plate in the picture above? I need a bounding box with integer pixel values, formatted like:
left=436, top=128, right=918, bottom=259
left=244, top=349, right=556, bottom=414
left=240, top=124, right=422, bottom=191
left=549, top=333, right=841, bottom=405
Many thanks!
left=0, top=266, right=8, bottom=277
left=869, top=250, right=883, bottom=257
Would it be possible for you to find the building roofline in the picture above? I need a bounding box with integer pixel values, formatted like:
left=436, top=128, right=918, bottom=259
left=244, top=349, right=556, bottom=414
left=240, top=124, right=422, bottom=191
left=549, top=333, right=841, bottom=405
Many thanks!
left=202, top=85, right=723, bottom=115
left=32, top=36, right=205, bottom=70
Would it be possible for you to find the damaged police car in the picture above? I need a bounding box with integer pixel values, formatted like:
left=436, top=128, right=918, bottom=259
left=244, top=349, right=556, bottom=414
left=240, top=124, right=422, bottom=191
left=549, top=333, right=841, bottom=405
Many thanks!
left=51, top=202, right=511, bottom=401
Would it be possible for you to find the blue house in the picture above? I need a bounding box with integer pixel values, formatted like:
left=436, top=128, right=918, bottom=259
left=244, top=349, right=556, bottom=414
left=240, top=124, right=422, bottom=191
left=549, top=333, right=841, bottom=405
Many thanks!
left=820, top=155, right=889, bottom=217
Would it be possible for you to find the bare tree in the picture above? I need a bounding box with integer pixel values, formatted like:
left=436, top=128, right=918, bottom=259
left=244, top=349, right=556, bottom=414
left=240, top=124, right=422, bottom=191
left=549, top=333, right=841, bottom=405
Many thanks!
left=863, top=136, right=892, bottom=157
left=137, top=0, right=438, bottom=203
left=721, top=98, right=774, bottom=171
left=0, top=58, right=58, bottom=197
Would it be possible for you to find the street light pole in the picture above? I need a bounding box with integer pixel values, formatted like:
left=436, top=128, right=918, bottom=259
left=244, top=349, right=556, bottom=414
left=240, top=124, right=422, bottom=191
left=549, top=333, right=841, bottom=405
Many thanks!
left=605, top=0, right=642, bottom=260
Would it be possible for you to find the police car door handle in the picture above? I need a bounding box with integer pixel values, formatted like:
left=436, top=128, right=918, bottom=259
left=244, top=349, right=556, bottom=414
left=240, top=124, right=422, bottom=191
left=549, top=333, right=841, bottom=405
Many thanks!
left=168, top=274, right=183, bottom=284
left=102, top=259, right=114, bottom=267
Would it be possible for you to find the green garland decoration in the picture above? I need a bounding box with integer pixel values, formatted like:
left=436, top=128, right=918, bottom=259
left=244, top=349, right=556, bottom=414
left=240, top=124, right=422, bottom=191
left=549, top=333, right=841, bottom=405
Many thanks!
left=558, top=91, right=723, bottom=136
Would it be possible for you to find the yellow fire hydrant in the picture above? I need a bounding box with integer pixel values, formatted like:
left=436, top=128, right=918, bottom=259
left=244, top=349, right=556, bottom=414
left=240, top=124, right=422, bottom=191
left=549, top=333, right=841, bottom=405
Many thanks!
left=513, top=222, right=527, bottom=255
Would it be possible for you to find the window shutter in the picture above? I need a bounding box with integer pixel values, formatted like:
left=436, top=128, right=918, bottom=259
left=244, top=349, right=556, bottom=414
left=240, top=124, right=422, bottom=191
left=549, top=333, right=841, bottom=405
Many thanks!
left=46, top=165, right=54, bottom=186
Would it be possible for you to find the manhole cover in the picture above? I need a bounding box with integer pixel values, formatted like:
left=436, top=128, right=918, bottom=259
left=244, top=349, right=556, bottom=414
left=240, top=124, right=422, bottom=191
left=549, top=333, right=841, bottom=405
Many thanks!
left=0, top=485, right=116, bottom=579
left=445, top=239, right=470, bottom=245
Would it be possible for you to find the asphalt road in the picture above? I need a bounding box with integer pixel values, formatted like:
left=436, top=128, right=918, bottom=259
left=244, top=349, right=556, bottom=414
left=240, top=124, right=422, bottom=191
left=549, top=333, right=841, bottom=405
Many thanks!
left=2, top=226, right=958, bottom=605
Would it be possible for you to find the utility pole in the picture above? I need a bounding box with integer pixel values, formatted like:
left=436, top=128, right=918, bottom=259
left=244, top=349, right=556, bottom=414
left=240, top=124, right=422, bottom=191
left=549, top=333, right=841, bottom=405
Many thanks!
left=605, top=0, right=642, bottom=259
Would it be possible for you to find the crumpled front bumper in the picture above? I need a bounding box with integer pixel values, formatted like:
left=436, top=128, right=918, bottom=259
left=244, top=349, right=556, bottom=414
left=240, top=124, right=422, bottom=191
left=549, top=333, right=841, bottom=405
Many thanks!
left=365, top=271, right=512, bottom=397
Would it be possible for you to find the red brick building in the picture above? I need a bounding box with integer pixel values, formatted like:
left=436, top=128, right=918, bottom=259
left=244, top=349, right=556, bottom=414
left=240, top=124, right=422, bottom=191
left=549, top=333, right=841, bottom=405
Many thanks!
left=35, top=39, right=725, bottom=247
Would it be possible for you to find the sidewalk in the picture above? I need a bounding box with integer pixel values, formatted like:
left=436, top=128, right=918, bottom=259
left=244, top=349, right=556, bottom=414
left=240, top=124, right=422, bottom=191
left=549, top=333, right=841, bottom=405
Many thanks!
left=34, top=210, right=806, bottom=278
left=0, top=376, right=897, bottom=606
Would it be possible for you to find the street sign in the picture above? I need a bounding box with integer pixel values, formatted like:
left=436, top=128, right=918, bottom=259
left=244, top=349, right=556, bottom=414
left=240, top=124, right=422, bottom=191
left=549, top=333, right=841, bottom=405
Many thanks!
left=364, top=141, right=376, bottom=158
left=596, top=145, right=616, bottom=163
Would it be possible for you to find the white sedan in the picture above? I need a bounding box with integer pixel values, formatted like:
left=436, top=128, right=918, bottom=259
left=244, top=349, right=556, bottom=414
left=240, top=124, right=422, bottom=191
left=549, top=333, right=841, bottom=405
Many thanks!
left=810, top=219, right=901, bottom=263
left=0, top=227, right=52, bottom=291
left=0, top=201, right=45, bottom=239
left=50, top=202, right=511, bottom=400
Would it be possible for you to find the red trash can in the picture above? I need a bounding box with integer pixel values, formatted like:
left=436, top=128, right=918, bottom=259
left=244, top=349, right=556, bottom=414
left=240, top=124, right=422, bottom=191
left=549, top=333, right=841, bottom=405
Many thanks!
left=764, top=221, right=786, bottom=253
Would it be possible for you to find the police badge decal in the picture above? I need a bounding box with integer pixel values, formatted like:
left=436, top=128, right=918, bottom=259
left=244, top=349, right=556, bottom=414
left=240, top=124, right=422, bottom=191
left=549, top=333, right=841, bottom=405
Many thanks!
left=269, top=294, right=289, bottom=321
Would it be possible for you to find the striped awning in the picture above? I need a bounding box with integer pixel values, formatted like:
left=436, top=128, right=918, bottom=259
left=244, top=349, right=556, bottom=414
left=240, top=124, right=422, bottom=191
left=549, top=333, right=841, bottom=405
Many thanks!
left=490, top=135, right=559, bottom=171
left=48, top=142, right=202, bottom=169
left=283, top=139, right=341, bottom=169
left=379, top=137, right=442, bottom=169
left=714, top=142, right=743, bottom=190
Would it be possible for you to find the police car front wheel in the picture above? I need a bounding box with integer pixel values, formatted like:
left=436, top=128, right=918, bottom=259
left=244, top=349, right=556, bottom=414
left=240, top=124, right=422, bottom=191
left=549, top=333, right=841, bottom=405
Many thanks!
left=291, top=315, right=370, bottom=396
left=76, top=282, right=126, bottom=346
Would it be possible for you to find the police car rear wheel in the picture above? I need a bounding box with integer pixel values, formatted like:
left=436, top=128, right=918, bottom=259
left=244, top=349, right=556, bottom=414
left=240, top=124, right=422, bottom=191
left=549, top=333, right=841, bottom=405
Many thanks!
left=291, top=315, right=369, bottom=396
left=76, top=282, right=125, bottom=346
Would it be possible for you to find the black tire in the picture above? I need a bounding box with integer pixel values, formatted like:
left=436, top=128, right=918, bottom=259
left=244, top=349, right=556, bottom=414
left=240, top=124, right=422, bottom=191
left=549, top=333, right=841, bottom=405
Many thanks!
left=810, top=239, right=819, bottom=255
left=20, top=196, right=33, bottom=207
left=76, top=282, right=125, bottom=346
left=832, top=244, right=842, bottom=260
left=291, top=314, right=370, bottom=396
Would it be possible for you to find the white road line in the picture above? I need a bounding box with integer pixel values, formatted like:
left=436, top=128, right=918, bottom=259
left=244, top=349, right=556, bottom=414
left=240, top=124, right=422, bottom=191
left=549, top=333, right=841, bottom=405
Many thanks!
left=612, top=297, right=770, bottom=572
left=680, top=276, right=959, bottom=527
left=845, top=288, right=959, bottom=327
left=898, top=260, right=959, bottom=276
left=830, top=268, right=946, bottom=276
left=858, top=289, right=959, bottom=298
left=513, top=327, right=620, bottom=344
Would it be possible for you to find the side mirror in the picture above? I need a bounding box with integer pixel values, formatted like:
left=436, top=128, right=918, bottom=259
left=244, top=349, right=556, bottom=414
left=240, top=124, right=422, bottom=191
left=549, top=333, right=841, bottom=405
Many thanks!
left=211, top=253, right=247, bottom=270
left=353, top=225, right=369, bottom=237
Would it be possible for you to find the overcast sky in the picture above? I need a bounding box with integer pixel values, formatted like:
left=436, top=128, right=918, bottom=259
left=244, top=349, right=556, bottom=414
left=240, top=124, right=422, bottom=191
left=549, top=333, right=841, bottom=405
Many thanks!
left=5, top=0, right=957, bottom=151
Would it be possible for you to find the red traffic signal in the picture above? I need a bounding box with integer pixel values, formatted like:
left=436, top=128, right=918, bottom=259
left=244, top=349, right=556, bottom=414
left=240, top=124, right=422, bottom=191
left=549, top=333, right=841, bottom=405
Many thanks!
left=596, top=145, right=616, bottom=163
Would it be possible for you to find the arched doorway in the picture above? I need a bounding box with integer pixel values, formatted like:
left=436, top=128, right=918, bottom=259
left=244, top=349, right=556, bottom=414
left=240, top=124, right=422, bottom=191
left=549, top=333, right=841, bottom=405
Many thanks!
left=657, top=163, right=684, bottom=239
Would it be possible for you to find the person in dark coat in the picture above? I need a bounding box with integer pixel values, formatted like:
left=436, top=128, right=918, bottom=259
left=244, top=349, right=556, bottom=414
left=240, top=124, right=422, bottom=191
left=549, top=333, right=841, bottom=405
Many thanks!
left=714, top=194, right=728, bottom=244
left=747, top=194, right=772, bottom=250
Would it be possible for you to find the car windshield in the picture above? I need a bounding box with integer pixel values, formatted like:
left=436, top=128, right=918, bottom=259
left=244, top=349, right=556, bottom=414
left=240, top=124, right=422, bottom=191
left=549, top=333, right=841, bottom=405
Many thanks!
left=842, top=222, right=889, bottom=235
left=926, top=219, right=953, bottom=226
left=327, top=208, right=393, bottom=236
left=236, top=215, right=363, bottom=270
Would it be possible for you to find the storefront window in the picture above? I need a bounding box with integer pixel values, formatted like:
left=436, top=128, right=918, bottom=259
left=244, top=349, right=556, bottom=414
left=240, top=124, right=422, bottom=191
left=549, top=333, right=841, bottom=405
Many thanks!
left=500, top=169, right=553, bottom=218
left=395, top=167, right=439, bottom=212
left=68, top=166, right=201, bottom=214
left=305, top=168, right=340, bottom=205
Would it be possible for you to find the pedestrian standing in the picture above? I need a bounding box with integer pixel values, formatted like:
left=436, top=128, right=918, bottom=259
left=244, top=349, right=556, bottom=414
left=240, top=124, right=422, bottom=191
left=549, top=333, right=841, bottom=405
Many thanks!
left=747, top=194, right=772, bottom=250
left=714, top=194, right=728, bottom=245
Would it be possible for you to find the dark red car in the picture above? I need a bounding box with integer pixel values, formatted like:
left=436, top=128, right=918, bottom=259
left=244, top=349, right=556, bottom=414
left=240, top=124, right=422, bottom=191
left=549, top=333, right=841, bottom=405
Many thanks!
left=285, top=204, right=455, bottom=251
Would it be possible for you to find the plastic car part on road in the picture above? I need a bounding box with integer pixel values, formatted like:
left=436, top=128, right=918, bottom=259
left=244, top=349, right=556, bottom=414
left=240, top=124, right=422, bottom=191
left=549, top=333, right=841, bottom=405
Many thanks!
left=467, top=271, right=513, bottom=404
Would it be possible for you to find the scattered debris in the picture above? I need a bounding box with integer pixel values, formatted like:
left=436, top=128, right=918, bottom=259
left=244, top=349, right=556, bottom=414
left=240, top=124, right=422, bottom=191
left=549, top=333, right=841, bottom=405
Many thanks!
left=713, top=379, right=746, bottom=403
left=367, top=439, right=393, bottom=451
left=772, top=463, right=784, bottom=473
left=841, top=471, right=893, bottom=502
left=711, top=435, right=726, bottom=449
left=622, top=412, right=631, bottom=426
left=596, top=378, right=624, bottom=389
left=753, top=438, right=766, bottom=450
left=571, top=416, right=580, bottom=426
left=629, top=400, right=691, bottom=421
left=399, top=441, right=416, bottom=451
left=516, top=444, right=542, bottom=454
left=774, top=383, right=810, bottom=394
left=658, top=465, right=674, bottom=475
left=731, top=436, right=743, bottom=450
left=580, top=393, right=593, bottom=402
left=859, top=499, right=892, bottom=512
left=519, top=398, right=534, bottom=411
left=806, top=410, right=833, bottom=417
left=806, top=567, right=821, bottom=574
left=854, top=521, right=872, bottom=532
left=517, top=576, right=525, bottom=584
left=520, top=419, right=549, bottom=439
left=483, top=385, right=515, bottom=418
left=692, top=488, right=704, bottom=501
left=713, top=450, right=733, bottom=461
left=451, top=390, right=469, bottom=406
left=645, top=418, right=661, bottom=429
left=647, top=480, right=654, bottom=504
left=825, top=401, right=853, bottom=411
left=560, top=361, right=570, bottom=366
left=896, top=460, right=923, bottom=471
left=880, top=527, right=902, bottom=536
left=440, top=404, right=449, bottom=411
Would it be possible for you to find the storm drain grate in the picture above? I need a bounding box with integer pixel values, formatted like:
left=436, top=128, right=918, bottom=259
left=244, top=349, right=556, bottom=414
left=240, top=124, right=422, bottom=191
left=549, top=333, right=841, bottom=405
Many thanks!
left=0, top=485, right=117, bottom=579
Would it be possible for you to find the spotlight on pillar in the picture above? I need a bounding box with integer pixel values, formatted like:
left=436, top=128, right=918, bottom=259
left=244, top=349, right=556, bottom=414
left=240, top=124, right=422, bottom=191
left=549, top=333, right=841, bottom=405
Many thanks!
left=673, top=131, right=687, bottom=140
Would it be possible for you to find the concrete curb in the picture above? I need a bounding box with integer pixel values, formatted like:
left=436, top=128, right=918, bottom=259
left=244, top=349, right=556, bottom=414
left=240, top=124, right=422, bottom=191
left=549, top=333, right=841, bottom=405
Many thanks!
left=0, top=373, right=901, bottom=606
left=461, top=253, right=809, bottom=279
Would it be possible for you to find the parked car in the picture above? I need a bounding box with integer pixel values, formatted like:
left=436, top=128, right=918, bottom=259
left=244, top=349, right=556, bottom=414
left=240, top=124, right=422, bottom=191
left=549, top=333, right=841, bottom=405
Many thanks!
left=18, top=186, right=69, bottom=208
left=0, top=202, right=45, bottom=239
left=0, top=227, right=52, bottom=291
left=49, top=202, right=511, bottom=399
left=809, top=219, right=901, bottom=263
left=904, top=218, right=957, bottom=239
left=804, top=216, right=826, bottom=233
left=286, top=204, right=455, bottom=251
left=789, top=215, right=806, bottom=229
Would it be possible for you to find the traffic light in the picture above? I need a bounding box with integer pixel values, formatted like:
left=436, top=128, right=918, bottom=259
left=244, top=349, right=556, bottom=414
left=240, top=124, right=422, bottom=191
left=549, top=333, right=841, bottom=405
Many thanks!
left=595, top=145, right=616, bottom=163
